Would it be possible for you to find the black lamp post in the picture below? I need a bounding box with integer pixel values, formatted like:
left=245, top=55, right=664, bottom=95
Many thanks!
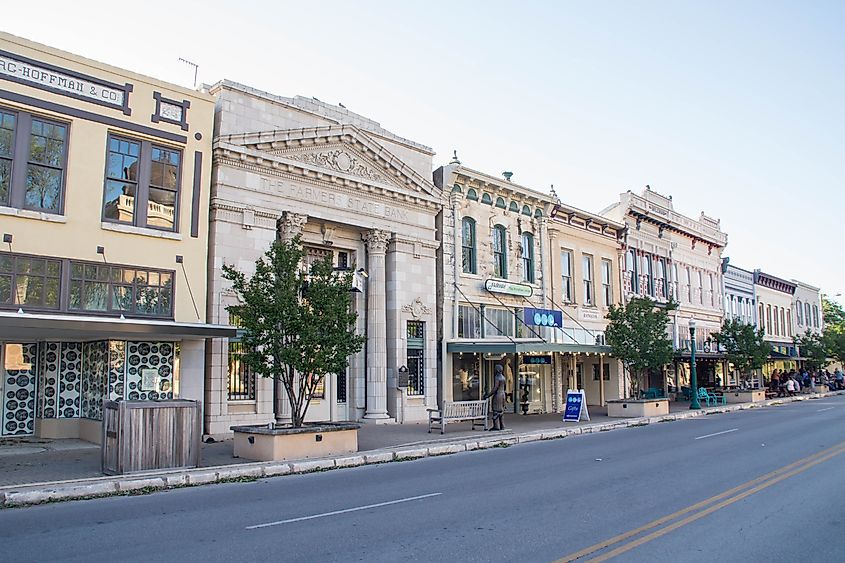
left=689, top=319, right=701, bottom=409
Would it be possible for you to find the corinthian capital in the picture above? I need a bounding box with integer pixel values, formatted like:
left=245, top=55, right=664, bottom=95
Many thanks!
left=364, top=229, right=390, bottom=254
left=276, top=211, right=308, bottom=241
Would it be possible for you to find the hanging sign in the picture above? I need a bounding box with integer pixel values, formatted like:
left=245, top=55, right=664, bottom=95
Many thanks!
left=563, top=389, right=590, bottom=422
left=523, top=307, right=563, bottom=327
left=484, top=279, right=533, bottom=297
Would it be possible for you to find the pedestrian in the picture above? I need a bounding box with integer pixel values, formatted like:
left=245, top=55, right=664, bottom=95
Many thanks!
left=785, top=377, right=795, bottom=397
left=483, top=364, right=507, bottom=431
left=836, top=369, right=845, bottom=391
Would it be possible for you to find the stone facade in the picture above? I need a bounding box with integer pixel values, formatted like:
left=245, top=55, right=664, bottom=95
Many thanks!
left=205, top=81, right=441, bottom=436
left=792, top=279, right=823, bottom=337
left=601, top=187, right=727, bottom=390
left=754, top=271, right=798, bottom=373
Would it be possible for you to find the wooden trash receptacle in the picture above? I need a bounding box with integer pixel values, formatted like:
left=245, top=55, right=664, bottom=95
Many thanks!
left=102, top=400, right=201, bottom=475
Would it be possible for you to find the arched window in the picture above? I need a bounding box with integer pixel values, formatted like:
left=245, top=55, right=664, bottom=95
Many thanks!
left=461, top=218, right=476, bottom=274
left=509, top=201, right=519, bottom=213
left=656, top=259, right=667, bottom=299
left=697, top=271, right=703, bottom=304
left=796, top=300, right=803, bottom=325
left=805, top=303, right=812, bottom=327
left=708, top=274, right=715, bottom=306
left=521, top=205, right=532, bottom=216
left=481, top=192, right=493, bottom=205
left=534, top=208, right=543, bottom=218
left=521, top=232, right=534, bottom=283
left=672, top=264, right=679, bottom=300
left=766, top=304, right=772, bottom=335
left=492, top=225, right=507, bottom=279
left=495, top=197, right=506, bottom=209
left=812, top=305, right=819, bottom=328
left=759, top=302, right=765, bottom=332
left=466, top=188, right=478, bottom=201
left=779, top=307, right=786, bottom=336
left=685, top=267, right=692, bottom=302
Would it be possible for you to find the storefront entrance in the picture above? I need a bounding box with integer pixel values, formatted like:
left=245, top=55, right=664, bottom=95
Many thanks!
left=451, top=352, right=549, bottom=414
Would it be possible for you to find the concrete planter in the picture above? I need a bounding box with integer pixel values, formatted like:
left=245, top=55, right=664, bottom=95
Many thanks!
left=724, top=390, right=766, bottom=403
left=607, top=399, right=669, bottom=418
left=231, top=422, right=360, bottom=462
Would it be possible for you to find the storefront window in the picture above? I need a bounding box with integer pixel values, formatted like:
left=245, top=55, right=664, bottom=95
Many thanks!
left=458, top=305, right=481, bottom=338
left=453, top=354, right=480, bottom=401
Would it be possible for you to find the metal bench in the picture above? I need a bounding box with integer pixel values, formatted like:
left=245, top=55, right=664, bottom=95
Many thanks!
left=427, top=400, right=489, bottom=434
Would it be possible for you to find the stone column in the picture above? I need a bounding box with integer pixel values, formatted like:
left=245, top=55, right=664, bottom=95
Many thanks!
left=363, top=229, right=391, bottom=421
left=273, top=211, right=308, bottom=424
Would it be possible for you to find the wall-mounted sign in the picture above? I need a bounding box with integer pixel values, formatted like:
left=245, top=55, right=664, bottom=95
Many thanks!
left=484, top=279, right=533, bottom=297
left=523, top=307, right=563, bottom=328
left=578, top=308, right=602, bottom=322
left=0, top=50, right=133, bottom=115
left=141, top=369, right=160, bottom=392
left=522, top=355, right=551, bottom=365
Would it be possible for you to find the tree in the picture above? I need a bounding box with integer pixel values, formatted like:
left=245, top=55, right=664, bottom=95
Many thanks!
left=712, top=318, right=770, bottom=383
left=822, top=295, right=845, bottom=334
left=825, top=331, right=845, bottom=366
left=222, top=236, right=366, bottom=428
left=605, top=297, right=676, bottom=397
left=795, top=332, right=829, bottom=371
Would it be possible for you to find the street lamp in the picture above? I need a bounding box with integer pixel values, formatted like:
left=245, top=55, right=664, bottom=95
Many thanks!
left=689, top=319, right=701, bottom=410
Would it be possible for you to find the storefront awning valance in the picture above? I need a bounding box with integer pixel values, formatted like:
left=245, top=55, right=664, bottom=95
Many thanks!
left=0, top=311, right=237, bottom=341
left=446, top=339, right=613, bottom=355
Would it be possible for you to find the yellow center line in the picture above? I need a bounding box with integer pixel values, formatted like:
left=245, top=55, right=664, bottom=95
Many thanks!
left=554, top=440, right=845, bottom=563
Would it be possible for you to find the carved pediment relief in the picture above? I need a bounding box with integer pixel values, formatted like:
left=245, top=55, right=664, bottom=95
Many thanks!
left=280, top=147, right=387, bottom=184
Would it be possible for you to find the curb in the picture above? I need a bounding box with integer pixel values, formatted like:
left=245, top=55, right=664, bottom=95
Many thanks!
left=2, top=390, right=842, bottom=508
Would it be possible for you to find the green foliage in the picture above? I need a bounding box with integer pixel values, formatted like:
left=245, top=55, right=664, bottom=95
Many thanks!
left=605, top=297, right=676, bottom=396
left=222, top=236, right=365, bottom=428
left=825, top=331, right=845, bottom=364
left=794, top=332, right=829, bottom=371
left=823, top=295, right=845, bottom=334
left=713, top=318, right=770, bottom=378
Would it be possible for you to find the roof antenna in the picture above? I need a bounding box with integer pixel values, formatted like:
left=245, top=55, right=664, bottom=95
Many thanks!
left=178, top=57, right=199, bottom=88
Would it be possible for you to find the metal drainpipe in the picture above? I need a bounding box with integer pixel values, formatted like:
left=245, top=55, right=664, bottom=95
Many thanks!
left=452, top=194, right=460, bottom=339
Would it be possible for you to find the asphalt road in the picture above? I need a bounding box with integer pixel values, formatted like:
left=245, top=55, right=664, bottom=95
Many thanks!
left=3, top=396, right=845, bottom=562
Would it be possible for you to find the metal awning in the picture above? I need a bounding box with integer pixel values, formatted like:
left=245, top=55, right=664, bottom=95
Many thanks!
left=0, top=310, right=237, bottom=341
left=446, top=339, right=613, bottom=355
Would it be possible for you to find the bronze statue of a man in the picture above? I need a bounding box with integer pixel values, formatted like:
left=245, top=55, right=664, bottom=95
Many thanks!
left=483, top=364, right=507, bottom=431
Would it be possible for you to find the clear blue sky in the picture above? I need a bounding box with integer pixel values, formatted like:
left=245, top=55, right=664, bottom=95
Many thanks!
left=4, top=0, right=843, bottom=303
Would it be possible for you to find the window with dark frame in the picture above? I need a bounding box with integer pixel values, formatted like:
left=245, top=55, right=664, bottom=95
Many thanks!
left=493, top=225, right=507, bottom=279
left=561, top=250, right=573, bottom=302
left=102, top=134, right=181, bottom=232
left=227, top=340, right=256, bottom=401
left=601, top=259, right=612, bottom=306
left=0, top=108, right=68, bottom=214
left=406, top=321, right=425, bottom=396
left=68, top=262, right=173, bottom=317
left=461, top=217, right=476, bottom=274
left=336, top=371, right=347, bottom=403
left=583, top=254, right=594, bottom=305
left=0, top=253, right=61, bottom=309
left=521, top=232, right=534, bottom=283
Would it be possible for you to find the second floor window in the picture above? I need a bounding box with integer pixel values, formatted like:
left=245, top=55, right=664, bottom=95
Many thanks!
left=521, top=232, right=534, bottom=283
left=103, top=135, right=182, bottom=232
left=458, top=304, right=481, bottom=338
left=601, top=259, right=612, bottom=306
left=583, top=255, right=594, bottom=306
left=625, top=250, right=638, bottom=294
left=812, top=305, right=819, bottom=328
left=461, top=218, right=477, bottom=274
left=796, top=301, right=803, bottom=325
left=0, top=108, right=68, bottom=214
left=493, top=225, right=507, bottom=279
left=484, top=306, right=514, bottom=337
left=0, top=253, right=61, bottom=309
left=561, top=250, right=573, bottom=302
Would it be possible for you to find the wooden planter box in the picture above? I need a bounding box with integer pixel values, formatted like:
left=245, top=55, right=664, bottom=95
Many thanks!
left=725, top=390, right=766, bottom=403
left=231, top=422, right=360, bottom=462
left=102, top=400, right=201, bottom=475
left=607, top=398, right=669, bottom=418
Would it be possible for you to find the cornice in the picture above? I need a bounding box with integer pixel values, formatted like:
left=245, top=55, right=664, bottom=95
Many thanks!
left=213, top=146, right=442, bottom=212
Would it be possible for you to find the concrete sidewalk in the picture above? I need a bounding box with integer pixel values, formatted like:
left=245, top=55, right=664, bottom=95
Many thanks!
left=1, top=392, right=840, bottom=508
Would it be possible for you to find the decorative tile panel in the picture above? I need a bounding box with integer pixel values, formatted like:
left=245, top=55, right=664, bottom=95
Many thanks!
left=2, top=343, right=38, bottom=436
left=108, top=341, right=126, bottom=401
left=125, top=341, right=175, bottom=400
left=81, top=341, right=108, bottom=421
left=59, top=343, right=82, bottom=419
left=38, top=342, right=60, bottom=419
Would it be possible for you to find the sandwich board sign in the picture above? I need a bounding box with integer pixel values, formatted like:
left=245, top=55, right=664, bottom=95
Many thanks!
left=563, top=390, right=590, bottom=422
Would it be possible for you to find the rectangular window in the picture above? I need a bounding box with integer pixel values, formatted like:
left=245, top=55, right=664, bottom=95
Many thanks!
left=0, top=253, right=61, bottom=309
left=461, top=218, right=476, bottom=274
left=641, top=255, right=653, bottom=296
left=493, top=226, right=507, bottom=279
left=624, top=250, right=638, bottom=294
left=406, top=321, right=425, bottom=396
left=103, top=134, right=181, bottom=232
left=786, top=310, right=792, bottom=337
left=0, top=108, right=68, bottom=213
left=521, top=233, right=534, bottom=283
left=592, top=363, right=611, bottom=381
left=68, top=261, right=173, bottom=317
left=561, top=250, right=573, bottom=303
left=458, top=304, right=481, bottom=338
left=336, top=371, right=347, bottom=403
left=227, top=340, right=256, bottom=401
left=583, top=255, right=594, bottom=306
left=484, top=306, right=514, bottom=337
left=601, top=259, right=612, bottom=306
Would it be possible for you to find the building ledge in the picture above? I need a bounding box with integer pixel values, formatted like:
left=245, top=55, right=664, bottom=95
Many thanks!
left=0, top=205, right=67, bottom=223
left=101, top=222, right=183, bottom=240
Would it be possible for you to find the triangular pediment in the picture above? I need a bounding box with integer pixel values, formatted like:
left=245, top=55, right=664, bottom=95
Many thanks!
left=219, top=125, right=440, bottom=202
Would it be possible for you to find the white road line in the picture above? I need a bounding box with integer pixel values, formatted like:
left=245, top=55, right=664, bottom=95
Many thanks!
left=694, top=428, right=739, bottom=440
left=817, top=407, right=835, bottom=413
left=245, top=492, right=443, bottom=530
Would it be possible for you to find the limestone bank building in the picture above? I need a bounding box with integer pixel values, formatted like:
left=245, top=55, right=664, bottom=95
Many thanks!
left=205, top=81, right=441, bottom=436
